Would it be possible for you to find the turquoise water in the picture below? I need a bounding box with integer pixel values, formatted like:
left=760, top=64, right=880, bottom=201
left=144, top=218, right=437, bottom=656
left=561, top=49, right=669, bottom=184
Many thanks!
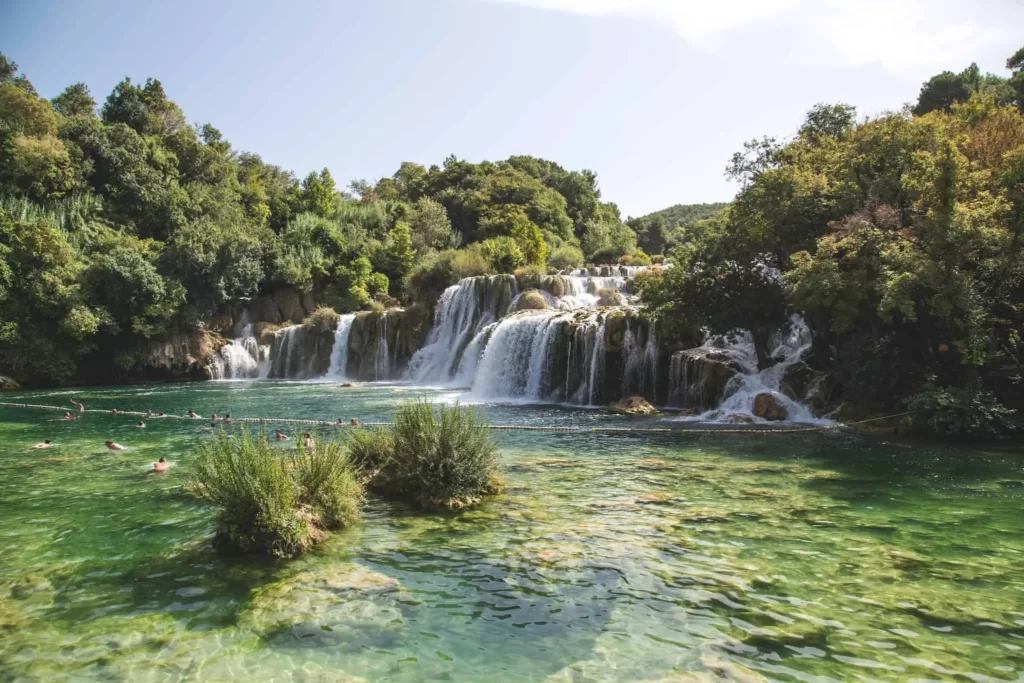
left=1, top=381, right=1023, bottom=681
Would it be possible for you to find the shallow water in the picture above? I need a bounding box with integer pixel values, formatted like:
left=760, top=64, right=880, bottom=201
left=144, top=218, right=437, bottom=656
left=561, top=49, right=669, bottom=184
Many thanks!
left=1, top=381, right=1023, bottom=682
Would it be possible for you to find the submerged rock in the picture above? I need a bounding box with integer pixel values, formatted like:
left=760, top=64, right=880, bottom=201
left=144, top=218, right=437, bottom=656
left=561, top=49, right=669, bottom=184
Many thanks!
left=753, top=393, right=788, bottom=421
left=609, top=395, right=658, bottom=415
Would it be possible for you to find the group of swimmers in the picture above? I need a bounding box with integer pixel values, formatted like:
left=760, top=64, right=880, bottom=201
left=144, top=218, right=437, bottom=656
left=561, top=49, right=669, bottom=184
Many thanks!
left=31, top=402, right=366, bottom=469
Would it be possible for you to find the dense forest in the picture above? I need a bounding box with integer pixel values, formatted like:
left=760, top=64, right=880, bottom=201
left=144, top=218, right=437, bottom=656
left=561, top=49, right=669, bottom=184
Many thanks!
left=627, top=202, right=730, bottom=255
left=640, top=46, right=1024, bottom=434
left=0, top=53, right=648, bottom=386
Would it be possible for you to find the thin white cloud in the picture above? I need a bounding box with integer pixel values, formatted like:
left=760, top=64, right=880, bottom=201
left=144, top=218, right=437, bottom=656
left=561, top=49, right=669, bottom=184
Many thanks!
left=489, top=0, right=1023, bottom=70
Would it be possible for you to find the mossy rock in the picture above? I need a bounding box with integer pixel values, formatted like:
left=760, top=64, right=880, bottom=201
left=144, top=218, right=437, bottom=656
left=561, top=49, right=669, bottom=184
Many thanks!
left=515, top=289, right=548, bottom=311
left=0, top=375, right=20, bottom=391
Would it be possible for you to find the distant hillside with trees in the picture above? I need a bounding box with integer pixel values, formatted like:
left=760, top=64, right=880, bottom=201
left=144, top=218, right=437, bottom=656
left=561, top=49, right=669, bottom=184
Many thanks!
left=627, top=202, right=730, bottom=254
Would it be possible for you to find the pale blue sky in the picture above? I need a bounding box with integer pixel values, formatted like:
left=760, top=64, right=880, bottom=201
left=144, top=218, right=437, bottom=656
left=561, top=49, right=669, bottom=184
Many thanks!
left=2, top=0, right=1022, bottom=217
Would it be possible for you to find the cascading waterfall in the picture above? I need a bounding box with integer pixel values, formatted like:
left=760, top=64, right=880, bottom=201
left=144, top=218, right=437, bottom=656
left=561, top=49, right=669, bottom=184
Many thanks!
left=327, top=314, right=355, bottom=380
left=669, top=315, right=826, bottom=423
left=406, top=275, right=517, bottom=384
left=209, top=312, right=267, bottom=380
left=469, top=310, right=611, bottom=405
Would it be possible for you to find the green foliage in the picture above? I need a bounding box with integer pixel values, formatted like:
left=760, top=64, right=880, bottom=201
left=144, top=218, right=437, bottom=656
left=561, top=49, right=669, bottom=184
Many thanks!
left=628, top=202, right=730, bottom=253
left=304, top=306, right=340, bottom=334
left=547, top=243, right=584, bottom=270
left=51, top=83, right=96, bottom=118
left=291, top=435, right=364, bottom=529
left=644, top=47, right=1024, bottom=418
left=914, top=63, right=1017, bottom=116
left=482, top=236, right=525, bottom=274
left=382, top=221, right=415, bottom=288
left=904, top=388, right=1017, bottom=437
left=189, top=429, right=363, bottom=557
left=347, top=401, right=503, bottom=509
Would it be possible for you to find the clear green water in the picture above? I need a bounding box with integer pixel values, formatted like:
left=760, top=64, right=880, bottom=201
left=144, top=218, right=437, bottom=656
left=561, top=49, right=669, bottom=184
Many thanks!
left=1, top=381, right=1023, bottom=682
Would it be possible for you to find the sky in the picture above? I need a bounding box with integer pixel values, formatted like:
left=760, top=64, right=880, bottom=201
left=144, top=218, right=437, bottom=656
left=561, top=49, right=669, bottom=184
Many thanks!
left=2, top=0, right=1022, bottom=218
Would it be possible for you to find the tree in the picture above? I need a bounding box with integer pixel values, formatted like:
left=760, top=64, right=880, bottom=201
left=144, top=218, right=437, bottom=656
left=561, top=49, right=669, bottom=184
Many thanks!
left=799, top=103, right=856, bottom=141
left=383, top=221, right=415, bottom=288
left=409, top=197, right=457, bottom=253
left=301, top=168, right=337, bottom=217
left=52, top=83, right=96, bottom=118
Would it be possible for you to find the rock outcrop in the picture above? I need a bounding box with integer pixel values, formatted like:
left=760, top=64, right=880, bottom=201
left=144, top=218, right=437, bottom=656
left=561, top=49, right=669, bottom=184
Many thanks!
left=609, top=396, right=659, bottom=415
left=753, top=393, right=788, bottom=421
left=0, top=375, right=20, bottom=391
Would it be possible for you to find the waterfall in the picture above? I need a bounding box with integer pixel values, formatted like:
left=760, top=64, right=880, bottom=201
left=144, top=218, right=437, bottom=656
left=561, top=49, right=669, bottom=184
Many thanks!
left=587, top=316, right=607, bottom=405
left=471, top=312, right=568, bottom=401
left=209, top=311, right=265, bottom=380
left=642, top=320, right=657, bottom=398
left=406, top=275, right=517, bottom=384
left=268, top=325, right=302, bottom=379
left=375, top=313, right=390, bottom=381
left=670, top=315, right=826, bottom=423
left=620, top=319, right=640, bottom=395
left=327, top=314, right=355, bottom=380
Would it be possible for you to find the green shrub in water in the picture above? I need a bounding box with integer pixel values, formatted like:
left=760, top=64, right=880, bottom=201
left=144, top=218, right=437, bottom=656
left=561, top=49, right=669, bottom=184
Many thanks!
left=348, top=401, right=504, bottom=509
left=189, top=429, right=363, bottom=557
left=904, top=387, right=1017, bottom=437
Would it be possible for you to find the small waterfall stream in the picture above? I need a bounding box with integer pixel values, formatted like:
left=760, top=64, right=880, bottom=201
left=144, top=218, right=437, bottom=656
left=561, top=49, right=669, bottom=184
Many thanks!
left=668, top=315, right=826, bottom=423
left=209, top=312, right=267, bottom=380
left=327, top=314, right=355, bottom=380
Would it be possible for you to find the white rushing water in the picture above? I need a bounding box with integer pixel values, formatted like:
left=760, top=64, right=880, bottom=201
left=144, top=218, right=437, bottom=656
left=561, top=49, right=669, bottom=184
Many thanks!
left=209, top=312, right=267, bottom=380
left=326, top=314, right=355, bottom=380
left=669, top=315, right=828, bottom=424
left=406, top=275, right=517, bottom=384
left=375, top=313, right=390, bottom=381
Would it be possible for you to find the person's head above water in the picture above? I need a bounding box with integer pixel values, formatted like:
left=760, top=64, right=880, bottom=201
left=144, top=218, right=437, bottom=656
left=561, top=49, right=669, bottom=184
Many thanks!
left=158, top=457, right=166, bottom=463
left=44, top=440, right=51, bottom=444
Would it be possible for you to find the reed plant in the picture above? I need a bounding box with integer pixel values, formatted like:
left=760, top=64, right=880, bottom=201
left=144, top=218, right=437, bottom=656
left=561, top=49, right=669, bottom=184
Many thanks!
left=189, top=429, right=363, bottom=557
left=348, top=401, right=503, bottom=509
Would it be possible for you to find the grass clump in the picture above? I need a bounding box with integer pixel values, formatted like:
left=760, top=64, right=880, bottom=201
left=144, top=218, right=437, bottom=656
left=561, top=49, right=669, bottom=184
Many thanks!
left=515, top=289, right=549, bottom=311
left=596, top=287, right=624, bottom=306
left=189, top=429, right=363, bottom=557
left=304, top=306, right=340, bottom=334
left=348, top=401, right=504, bottom=509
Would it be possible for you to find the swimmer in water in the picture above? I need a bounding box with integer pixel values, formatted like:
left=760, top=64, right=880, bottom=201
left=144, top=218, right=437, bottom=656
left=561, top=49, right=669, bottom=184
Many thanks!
left=137, top=421, right=145, bottom=429
left=275, top=429, right=289, bottom=441
left=153, top=457, right=168, bottom=472
left=156, top=412, right=164, bottom=417
left=303, top=432, right=314, bottom=449
left=61, top=412, right=72, bottom=420
left=106, top=441, right=124, bottom=451
left=223, top=413, right=232, bottom=424
left=188, top=410, right=198, bottom=418
left=146, top=409, right=152, bottom=417
left=211, top=413, right=218, bottom=422
left=32, top=440, right=53, bottom=450
left=70, top=398, right=84, bottom=412
left=111, top=409, right=117, bottom=415
left=70, top=413, right=79, bottom=421
left=350, top=418, right=359, bottom=426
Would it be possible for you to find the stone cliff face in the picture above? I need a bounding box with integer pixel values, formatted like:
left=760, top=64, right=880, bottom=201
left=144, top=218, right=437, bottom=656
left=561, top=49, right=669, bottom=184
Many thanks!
left=346, top=306, right=432, bottom=381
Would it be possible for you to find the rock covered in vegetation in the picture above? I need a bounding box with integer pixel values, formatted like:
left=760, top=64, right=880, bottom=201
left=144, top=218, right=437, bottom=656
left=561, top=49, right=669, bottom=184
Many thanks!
left=514, top=289, right=549, bottom=311
left=596, top=287, right=623, bottom=307
left=609, top=396, right=658, bottom=415
left=753, top=393, right=788, bottom=421
left=347, top=401, right=504, bottom=510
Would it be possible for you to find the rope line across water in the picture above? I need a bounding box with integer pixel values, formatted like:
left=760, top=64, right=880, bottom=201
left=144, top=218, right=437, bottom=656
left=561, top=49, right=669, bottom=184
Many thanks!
left=0, top=401, right=860, bottom=435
